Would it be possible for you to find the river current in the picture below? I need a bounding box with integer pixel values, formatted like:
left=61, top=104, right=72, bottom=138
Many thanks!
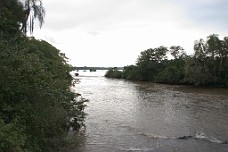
left=71, top=70, right=228, bottom=152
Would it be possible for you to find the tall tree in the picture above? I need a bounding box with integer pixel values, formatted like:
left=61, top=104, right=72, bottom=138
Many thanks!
left=194, top=39, right=207, bottom=60
left=218, top=37, right=228, bottom=78
left=154, top=46, right=168, bottom=62
left=223, top=37, right=228, bottom=59
left=193, top=38, right=208, bottom=73
left=207, top=34, right=220, bottom=60
left=21, top=0, right=45, bottom=35
left=207, top=35, right=228, bottom=78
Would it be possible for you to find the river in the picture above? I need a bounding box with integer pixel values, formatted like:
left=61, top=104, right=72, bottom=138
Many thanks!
left=71, top=70, right=228, bottom=152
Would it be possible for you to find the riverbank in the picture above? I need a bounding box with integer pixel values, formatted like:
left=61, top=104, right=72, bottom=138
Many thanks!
left=105, top=35, right=228, bottom=87
left=104, top=68, right=228, bottom=88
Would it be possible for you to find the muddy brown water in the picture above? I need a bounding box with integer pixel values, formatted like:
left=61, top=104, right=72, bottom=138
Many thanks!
left=71, top=70, right=228, bottom=152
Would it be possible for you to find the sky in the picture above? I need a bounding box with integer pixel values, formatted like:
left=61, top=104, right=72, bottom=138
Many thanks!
left=33, top=0, right=228, bottom=67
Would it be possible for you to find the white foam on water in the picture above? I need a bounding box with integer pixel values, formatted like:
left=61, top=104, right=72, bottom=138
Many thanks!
left=120, top=147, right=154, bottom=151
left=147, top=134, right=169, bottom=139
left=195, top=132, right=223, bottom=144
left=209, top=136, right=223, bottom=144
left=195, top=132, right=206, bottom=139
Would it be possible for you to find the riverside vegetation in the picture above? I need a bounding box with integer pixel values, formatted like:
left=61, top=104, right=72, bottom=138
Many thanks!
left=105, top=35, right=228, bottom=87
left=0, top=0, right=86, bottom=151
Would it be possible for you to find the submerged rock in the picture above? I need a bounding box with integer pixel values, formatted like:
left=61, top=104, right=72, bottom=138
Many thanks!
left=178, top=136, right=193, bottom=140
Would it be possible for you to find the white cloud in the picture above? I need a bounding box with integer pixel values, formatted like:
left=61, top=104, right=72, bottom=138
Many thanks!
left=34, top=0, right=228, bottom=67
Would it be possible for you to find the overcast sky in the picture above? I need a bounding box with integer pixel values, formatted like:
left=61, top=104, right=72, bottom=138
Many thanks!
left=33, top=0, right=228, bottom=67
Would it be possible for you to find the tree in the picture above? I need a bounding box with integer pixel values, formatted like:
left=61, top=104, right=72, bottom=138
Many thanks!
left=194, top=39, right=207, bottom=60
left=207, top=34, right=220, bottom=60
left=0, top=0, right=24, bottom=40
left=154, top=46, right=169, bottom=62
left=122, top=65, right=140, bottom=80
left=218, top=37, right=228, bottom=78
left=0, top=1, right=87, bottom=151
left=105, top=69, right=123, bottom=79
left=193, top=38, right=208, bottom=74
left=135, top=46, right=169, bottom=81
left=21, top=0, right=45, bottom=35
left=136, top=46, right=168, bottom=65
left=0, top=0, right=24, bottom=23
left=207, top=34, right=228, bottom=79
left=222, top=37, right=228, bottom=62
left=170, top=46, right=185, bottom=59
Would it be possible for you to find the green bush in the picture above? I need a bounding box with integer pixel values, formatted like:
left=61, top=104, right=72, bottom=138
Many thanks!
left=122, top=65, right=141, bottom=80
left=0, top=37, right=87, bottom=151
left=0, top=119, right=26, bottom=152
left=105, top=69, right=123, bottom=79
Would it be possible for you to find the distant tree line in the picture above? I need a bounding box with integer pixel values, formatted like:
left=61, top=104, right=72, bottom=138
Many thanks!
left=106, top=34, right=228, bottom=87
left=0, top=0, right=86, bottom=151
left=71, top=66, right=124, bottom=71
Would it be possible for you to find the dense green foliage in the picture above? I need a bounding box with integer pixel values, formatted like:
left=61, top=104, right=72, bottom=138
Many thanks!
left=121, top=36, right=228, bottom=87
left=105, top=68, right=123, bottom=79
left=0, top=1, right=86, bottom=151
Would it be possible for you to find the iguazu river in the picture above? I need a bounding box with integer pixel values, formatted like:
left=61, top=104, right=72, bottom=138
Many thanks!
left=71, top=70, right=228, bottom=152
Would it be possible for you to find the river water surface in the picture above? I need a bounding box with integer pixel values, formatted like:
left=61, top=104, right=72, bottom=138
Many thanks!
left=72, top=70, right=228, bottom=152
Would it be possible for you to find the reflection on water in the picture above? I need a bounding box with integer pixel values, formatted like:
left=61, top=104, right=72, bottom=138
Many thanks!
left=71, top=71, right=228, bottom=152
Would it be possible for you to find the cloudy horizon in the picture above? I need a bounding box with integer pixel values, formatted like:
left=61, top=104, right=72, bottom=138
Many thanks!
left=33, top=0, right=228, bottom=67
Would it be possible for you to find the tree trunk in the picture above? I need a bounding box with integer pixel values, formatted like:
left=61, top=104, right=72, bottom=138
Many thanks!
left=20, top=9, right=30, bottom=35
